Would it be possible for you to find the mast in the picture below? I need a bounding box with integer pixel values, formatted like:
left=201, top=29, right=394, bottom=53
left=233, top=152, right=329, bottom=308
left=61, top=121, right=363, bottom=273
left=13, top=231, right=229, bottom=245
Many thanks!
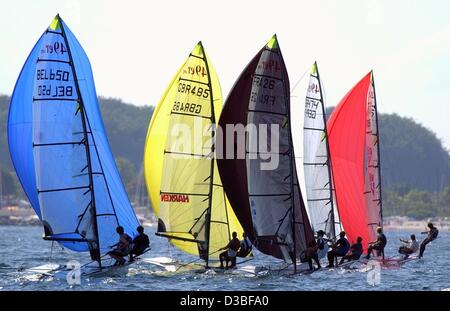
left=314, top=62, right=338, bottom=241
left=200, top=41, right=216, bottom=268
left=371, top=71, right=383, bottom=228
left=59, top=16, right=101, bottom=267
left=223, top=190, right=232, bottom=242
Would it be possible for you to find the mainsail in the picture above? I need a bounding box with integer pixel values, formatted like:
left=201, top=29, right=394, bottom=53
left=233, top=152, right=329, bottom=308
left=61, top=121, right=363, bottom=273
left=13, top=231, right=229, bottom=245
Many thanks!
left=327, top=71, right=383, bottom=252
left=8, top=15, right=139, bottom=263
left=217, top=35, right=314, bottom=267
left=303, top=62, right=340, bottom=240
left=144, top=42, right=243, bottom=265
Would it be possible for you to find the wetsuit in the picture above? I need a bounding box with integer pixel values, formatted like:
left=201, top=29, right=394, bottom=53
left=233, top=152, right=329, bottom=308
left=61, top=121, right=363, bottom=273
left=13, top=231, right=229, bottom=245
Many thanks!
left=236, top=237, right=252, bottom=257
left=366, top=233, right=387, bottom=259
left=306, top=244, right=321, bottom=270
left=108, top=233, right=132, bottom=265
left=220, top=237, right=240, bottom=268
left=131, top=233, right=150, bottom=256
left=399, top=240, right=419, bottom=257
left=327, top=237, right=350, bottom=267
left=316, top=237, right=329, bottom=259
left=339, top=242, right=363, bottom=264
left=419, top=227, right=439, bottom=258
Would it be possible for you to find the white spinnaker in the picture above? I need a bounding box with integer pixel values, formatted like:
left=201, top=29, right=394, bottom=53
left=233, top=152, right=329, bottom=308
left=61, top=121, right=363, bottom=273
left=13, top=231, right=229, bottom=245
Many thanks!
left=303, top=63, right=340, bottom=239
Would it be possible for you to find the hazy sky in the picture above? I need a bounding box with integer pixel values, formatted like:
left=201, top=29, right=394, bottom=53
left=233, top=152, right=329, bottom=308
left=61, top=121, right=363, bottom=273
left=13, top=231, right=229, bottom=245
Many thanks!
left=1, top=0, right=450, bottom=149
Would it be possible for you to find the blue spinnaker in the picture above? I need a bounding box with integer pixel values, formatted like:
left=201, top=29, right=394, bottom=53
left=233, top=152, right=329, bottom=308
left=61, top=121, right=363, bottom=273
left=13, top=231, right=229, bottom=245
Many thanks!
left=8, top=15, right=139, bottom=256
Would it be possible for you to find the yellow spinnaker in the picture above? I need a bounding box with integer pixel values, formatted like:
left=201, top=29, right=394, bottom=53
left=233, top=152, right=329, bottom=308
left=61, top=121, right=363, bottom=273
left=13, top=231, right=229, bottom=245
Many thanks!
left=144, top=42, right=243, bottom=260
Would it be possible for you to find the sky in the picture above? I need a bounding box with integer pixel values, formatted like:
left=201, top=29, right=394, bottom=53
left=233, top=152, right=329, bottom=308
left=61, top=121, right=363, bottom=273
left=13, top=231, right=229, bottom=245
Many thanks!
left=1, top=0, right=450, bottom=149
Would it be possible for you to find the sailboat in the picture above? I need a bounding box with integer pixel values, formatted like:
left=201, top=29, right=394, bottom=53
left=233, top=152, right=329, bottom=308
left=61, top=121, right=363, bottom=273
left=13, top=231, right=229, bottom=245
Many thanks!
left=303, top=62, right=340, bottom=241
left=8, top=15, right=141, bottom=277
left=326, top=71, right=383, bottom=255
left=143, top=42, right=245, bottom=272
left=217, top=35, right=314, bottom=273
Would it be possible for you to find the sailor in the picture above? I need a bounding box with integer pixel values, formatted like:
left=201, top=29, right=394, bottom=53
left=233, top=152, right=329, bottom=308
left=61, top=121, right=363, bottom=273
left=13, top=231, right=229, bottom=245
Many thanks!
left=339, top=236, right=363, bottom=264
left=398, top=234, right=419, bottom=259
left=316, top=230, right=329, bottom=259
left=327, top=231, right=350, bottom=268
left=219, top=231, right=241, bottom=269
left=419, top=222, right=439, bottom=258
left=129, top=225, right=150, bottom=262
left=108, top=226, right=132, bottom=266
left=236, top=232, right=252, bottom=258
left=366, top=226, right=387, bottom=260
left=305, top=240, right=321, bottom=271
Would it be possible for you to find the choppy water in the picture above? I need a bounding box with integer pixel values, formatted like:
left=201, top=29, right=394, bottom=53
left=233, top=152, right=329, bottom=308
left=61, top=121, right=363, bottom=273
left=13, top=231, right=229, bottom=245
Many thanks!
left=0, top=225, right=448, bottom=291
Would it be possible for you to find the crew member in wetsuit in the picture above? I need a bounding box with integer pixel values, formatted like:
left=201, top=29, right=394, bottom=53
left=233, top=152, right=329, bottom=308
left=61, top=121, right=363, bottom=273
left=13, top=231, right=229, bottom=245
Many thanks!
left=316, top=230, right=329, bottom=259
left=108, top=226, right=132, bottom=266
left=305, top=240, right=321, bottom=271
left=366, top=226, right=387, bottom=259
left=339, top=236, right=363, bottom=265
left=419, top=222, right=439, bottom=258
left=129, top=225, right=150, bottom=262
left=236, top=232, right=252, bottom=257
left=219, top=232, right=240, bottom=269
left=399, top=234, right=419, bottom=259
left=327, top=231, right=350, bottom=268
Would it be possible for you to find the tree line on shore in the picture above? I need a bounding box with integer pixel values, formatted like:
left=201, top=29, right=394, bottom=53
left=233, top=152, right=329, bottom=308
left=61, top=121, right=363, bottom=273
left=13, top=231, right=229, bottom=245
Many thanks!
left=1, top=95, right=450, bottom=219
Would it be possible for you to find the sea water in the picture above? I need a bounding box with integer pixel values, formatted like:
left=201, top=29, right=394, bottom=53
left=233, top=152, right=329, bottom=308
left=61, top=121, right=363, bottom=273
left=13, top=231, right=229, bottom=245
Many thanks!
left=0, top=226, right=448, bottom=291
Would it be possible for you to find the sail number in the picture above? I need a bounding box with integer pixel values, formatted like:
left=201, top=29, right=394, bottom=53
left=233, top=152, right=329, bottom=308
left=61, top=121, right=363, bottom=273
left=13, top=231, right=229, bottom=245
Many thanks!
left=252, top=76, right=275, bottom=89
left=178, top=82, right=210, bottom=98
left=36, top=69, right=70, bottom=81
left=37, top=85, right=73, bottom=97
left=183, top=65, right=207, bottom=77
left=308, top=83, right=320, bottom=94
left=41, top=42, right=67, bottom=55
left=172, top=101, right=202, bottom=114
left=250, top=91, right=276, bottom=105
left=305, top=98, right=319, bottom=119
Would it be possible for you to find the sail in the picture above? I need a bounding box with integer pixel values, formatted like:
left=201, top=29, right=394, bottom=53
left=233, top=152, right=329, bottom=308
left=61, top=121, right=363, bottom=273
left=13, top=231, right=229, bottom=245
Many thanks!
left=303, top=62, right=339, bottom=239
left=8, top=15, right=139, bottom=257
left=364, top=74, right=383, bottom=241
left=327, top=72, right=382, bottom=251
left=217, top=35, right=314, bottom=261
left=145, top=42, right=243, bottom=261
left=144, top=62, right=184, bottom=218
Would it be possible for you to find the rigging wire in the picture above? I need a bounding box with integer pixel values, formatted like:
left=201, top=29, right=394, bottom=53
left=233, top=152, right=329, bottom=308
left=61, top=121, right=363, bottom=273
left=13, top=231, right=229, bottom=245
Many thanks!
left=290, top=67, right=310, bottom=94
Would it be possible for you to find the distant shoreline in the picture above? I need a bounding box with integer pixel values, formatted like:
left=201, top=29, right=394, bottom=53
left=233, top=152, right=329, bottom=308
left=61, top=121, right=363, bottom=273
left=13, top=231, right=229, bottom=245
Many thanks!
left=0, top=215, right=157, bottom=227
left=1, top=214, right=449, bottom=232
left=384, top=216, right=450, bottom=231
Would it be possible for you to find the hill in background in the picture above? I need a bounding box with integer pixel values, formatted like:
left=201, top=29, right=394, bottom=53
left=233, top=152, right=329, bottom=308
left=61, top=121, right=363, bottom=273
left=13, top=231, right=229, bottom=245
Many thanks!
left=1, top=94, right=450, bottom=219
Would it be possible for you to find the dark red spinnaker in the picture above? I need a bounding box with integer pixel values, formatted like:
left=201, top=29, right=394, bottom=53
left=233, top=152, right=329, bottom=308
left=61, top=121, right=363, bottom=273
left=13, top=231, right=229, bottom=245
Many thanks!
left=217, top=35, right=314, bottom=262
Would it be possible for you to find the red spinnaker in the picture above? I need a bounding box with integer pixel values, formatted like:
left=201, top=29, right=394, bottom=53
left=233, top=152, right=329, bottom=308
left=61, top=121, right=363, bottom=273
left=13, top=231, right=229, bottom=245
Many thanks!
left=327, top=72, right=374, bottom=252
